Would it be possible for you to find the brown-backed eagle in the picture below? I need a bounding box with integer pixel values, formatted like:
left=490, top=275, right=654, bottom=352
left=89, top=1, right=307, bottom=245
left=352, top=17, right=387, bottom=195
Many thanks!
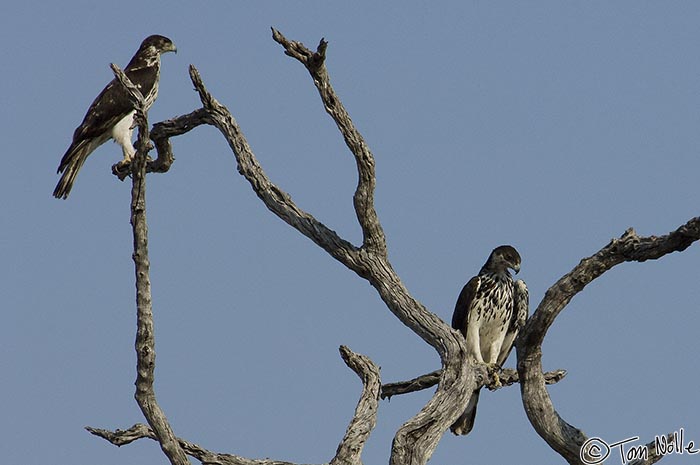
left=450, top=245, right=528, bottom=435
left=53, top=35, right=176, bottom=199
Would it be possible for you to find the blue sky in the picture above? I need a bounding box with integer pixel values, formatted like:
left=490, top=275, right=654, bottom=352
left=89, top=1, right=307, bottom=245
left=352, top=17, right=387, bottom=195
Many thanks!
left=2, top=2, right=699, bottom=464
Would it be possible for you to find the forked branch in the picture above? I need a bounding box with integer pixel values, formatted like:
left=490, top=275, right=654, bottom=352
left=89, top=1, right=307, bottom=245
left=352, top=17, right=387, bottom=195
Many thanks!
left=88, top=346, right=381, bottom=465
left=517, top=219, right=700, bottom=465
left=271, top=28, right=386, bottom=255
left=139, top=31, right=473, bottom=465
left=96, top=33, right=699, bottom=465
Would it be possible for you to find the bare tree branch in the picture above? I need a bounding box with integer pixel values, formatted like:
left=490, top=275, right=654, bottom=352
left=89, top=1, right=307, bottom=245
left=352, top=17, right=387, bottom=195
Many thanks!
left=264, top=33, right=474, bottom=460
left=137, top=37, right=472, bottom=464
left=109, top=64, right=204, bottom=178
left=108, top=64, right=189, bottom=465
left=271, top=28, right=386, bottom=256
left=331, top=346, right=381, bottom=465
left=148, top=108, right=212, bottom=174
left=105, top=32, right=699, bottom=465
left=87, top=347, right=380, bottom=465
left=631, top=432, right=675, bottom=465
left=87, top=424, right=304, bottom=465
left=381, top=370, right=442, bottom=400
left=380, top=367, right=567, bottom=400
left=86, top=423, right=154, bottom=447
left=517, top=218, right=700, bottom=465
left=186, top=64, right=362, bottom=271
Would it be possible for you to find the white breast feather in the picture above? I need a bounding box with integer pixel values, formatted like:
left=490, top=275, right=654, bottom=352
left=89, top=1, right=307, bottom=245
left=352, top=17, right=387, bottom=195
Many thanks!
left=111, top=110, right=136, bottom=161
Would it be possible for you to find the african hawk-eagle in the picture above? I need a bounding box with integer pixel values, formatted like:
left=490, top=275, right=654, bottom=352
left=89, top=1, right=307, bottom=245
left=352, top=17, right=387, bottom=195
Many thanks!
left=53, top=35, right=176, bottom=199
left=450, top=245, right=528, bottom=435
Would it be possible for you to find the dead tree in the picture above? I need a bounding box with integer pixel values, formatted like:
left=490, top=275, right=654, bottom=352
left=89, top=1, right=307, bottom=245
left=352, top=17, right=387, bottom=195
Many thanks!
left=84, top=30, right=700, bottom=465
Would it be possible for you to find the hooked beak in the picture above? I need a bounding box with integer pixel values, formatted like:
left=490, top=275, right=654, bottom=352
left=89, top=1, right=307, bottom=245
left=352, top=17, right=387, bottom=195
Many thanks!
left=511, top=263, right=521, bottom=274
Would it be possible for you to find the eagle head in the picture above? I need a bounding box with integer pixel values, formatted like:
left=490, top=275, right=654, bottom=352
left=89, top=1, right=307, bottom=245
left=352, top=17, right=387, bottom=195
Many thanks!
left=140, top=35, right=177, bottom=55
left=487, top=245, right=521, bottom=274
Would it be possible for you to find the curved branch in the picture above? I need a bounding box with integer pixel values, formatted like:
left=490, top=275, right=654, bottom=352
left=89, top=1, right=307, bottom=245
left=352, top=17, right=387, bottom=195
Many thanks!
left=186, top=64, right=363, bottom=274
left=271, top=28, right=386, bottom=256
left=148, top=108, right=213, bottom=173
left=87, top=347, right=381, bottom=465
left=108, top=35, right=700, bottom=465
left=185, top=60, right=457, bottom=347
left=517, top=218, right=700, bottom=464
left=143, top=50, right=470, bottom=465
left=331, top=346, right=381, bottom=465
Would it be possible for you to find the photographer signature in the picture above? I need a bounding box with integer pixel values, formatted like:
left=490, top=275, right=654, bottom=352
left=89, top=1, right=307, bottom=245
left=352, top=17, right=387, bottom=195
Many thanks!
left=580, top=428, right=698, bottom=464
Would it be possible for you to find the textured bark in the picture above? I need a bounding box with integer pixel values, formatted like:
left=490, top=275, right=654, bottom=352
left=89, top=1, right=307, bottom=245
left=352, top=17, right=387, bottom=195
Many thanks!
left=516, top=221, right=700, bottom=465
left=108, top=64, right=190, bottom=465
left=88, top=346, right=381, bottom=465
left=331, top=346, right=381, bottom=465
left=183, top=59, right=472, bottom=465
left=87, top=423, right=304, bottom=465
left=381, top=367, right=568, bottom=400
left=191, top=31, right=477, bottom=461
left=85, top=34, right=700, bottom=465
left=270, top=29, right=386, bottom=255
left=106, top=32, right=473, bottom=464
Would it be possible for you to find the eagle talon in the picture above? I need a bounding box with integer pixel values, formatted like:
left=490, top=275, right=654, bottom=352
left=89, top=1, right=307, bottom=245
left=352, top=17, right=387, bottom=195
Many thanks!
left=486, top=365, right=503, bottom=390
left=112, top=160, right=132, bottom=180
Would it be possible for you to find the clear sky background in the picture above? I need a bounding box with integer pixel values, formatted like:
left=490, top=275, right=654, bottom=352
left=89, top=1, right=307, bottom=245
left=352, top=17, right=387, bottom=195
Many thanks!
left=2, top=2, right=699, bottom=464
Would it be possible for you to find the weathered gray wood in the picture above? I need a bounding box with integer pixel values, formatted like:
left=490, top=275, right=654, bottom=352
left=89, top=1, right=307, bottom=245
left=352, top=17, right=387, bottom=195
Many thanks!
left=88, top=35, right=700, bottom=465
left=110, top=64, right=190, bottom=465
left=183, top=59, right=472, bottom=465
left=381, top=367, right=568, bottom=400
left=331, top=346, right=381, bottom=465
left=88, top=346, right=381, bottom=465
left=517, top=222, right=700, bottom=465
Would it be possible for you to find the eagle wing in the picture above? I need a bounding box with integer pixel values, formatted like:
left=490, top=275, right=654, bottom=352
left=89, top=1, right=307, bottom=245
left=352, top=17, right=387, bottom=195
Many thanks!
left=451, top=276, right=480, bottom=337
left=449, top=275, right=481, bottom=436
left=497, top=278, right=528, bottom=366
left=70, top=81, right=133, bottom=142
left=53, top=36, right=172, bottom=199
left=52, top=81, right=135, bottom=199
left=70, top=47, right=160, bottom=144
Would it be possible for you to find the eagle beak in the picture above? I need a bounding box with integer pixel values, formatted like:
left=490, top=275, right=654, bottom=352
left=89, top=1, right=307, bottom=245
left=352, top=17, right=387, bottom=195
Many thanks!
left=512, top=263, right=521, bottom=274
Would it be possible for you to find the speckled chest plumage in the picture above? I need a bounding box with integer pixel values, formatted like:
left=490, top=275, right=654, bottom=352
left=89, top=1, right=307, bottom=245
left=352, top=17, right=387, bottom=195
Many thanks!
left=469, top=272, right=514, bottom=361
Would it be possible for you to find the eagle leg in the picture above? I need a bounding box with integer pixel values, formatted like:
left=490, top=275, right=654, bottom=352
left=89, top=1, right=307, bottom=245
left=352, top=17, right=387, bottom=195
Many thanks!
left=111, top=155, right=156, bottom=181
left=112, top=159, right=133, bottom=181
left=485, top=363, right=503, bottom=390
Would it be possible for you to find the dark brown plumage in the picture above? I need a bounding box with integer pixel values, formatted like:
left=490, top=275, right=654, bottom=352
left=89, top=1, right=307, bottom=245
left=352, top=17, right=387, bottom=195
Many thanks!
left=53, top=35, right=176, bottom=199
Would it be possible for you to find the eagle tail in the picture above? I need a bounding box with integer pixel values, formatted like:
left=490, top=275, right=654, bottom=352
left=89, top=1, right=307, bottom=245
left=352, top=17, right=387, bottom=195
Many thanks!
left=53, top=140, right=93, bottom=199
left=450, top=389, right=480, bottom=436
